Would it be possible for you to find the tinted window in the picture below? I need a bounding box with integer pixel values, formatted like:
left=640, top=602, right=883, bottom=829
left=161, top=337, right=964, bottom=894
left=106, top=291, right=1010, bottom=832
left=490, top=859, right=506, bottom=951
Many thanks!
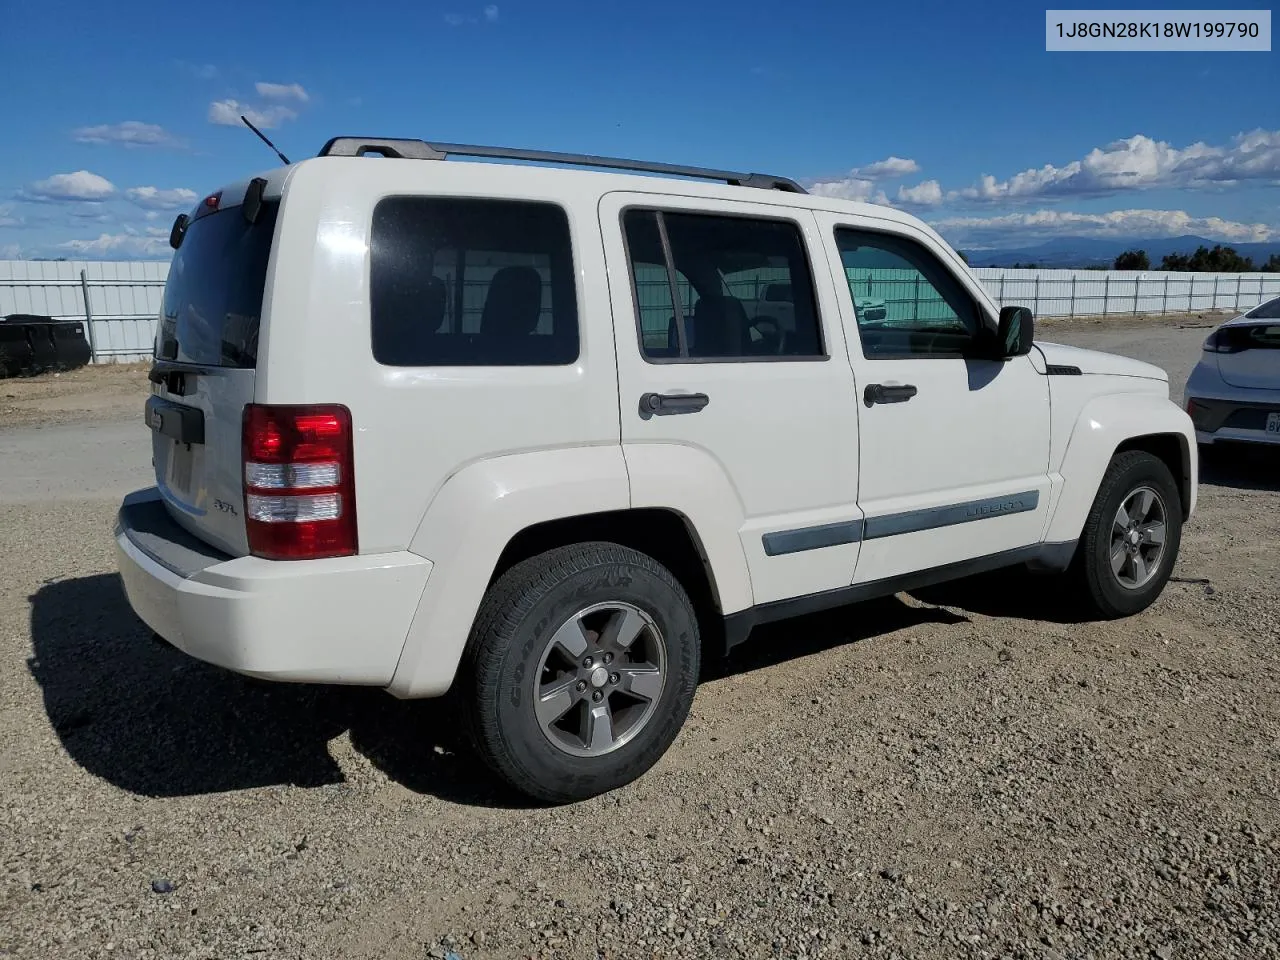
left=371, top=198, right=578, bottom=366
left=156, top=203, right=279, bottom=367
left=623, top=209, right=824, bottom=361
left=835, top=228, right=980, bottom=358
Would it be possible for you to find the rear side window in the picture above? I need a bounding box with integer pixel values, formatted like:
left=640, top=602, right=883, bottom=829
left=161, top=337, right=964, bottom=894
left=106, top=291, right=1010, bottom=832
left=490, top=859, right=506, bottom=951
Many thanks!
left=156, top=203, right=279, bottom=367
left=622, top=209, right=825, bottom=361
left=370, top=198, right=578, bottom=366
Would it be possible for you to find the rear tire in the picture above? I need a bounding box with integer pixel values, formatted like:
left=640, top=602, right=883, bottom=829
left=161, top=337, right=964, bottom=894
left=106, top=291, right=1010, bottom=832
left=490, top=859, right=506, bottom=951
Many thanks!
left=1074, top=450, right=1182, bottom=618
left=460, top=542, right=700, bottom=804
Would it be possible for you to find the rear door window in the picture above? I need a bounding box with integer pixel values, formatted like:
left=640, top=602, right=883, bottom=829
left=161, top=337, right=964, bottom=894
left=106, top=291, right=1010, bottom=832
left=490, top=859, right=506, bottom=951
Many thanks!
left=370, top=198, right=578, bottom=366
left=156, top=203, right=279, bottom=367
left=621, top=209, right=825, bottom=361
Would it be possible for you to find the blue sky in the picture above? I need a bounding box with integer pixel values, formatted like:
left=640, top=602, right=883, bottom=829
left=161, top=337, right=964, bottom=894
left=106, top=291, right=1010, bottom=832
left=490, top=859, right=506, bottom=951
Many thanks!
left=1, top=0, right=1276, bottom=258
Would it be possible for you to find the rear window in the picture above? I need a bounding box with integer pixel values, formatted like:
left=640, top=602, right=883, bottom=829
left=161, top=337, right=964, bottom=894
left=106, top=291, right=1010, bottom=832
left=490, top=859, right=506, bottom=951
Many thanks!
left=156, top=203, right=278, bottom=367
left=1244, top=296, right=1280, bottom=320
left=370, top=197, right=578, bottom=366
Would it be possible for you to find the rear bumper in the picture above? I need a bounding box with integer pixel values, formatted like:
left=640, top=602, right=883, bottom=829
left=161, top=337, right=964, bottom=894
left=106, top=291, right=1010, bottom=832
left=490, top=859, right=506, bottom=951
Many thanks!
left=114, top=488, right=432, bottom=685
left=1186, top=395, right=1280, bottom=447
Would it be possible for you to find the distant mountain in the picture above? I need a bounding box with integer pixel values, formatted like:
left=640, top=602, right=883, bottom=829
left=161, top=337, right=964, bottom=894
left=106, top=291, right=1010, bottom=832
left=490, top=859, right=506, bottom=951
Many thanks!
left=966, top=236, right=1280, bottom=269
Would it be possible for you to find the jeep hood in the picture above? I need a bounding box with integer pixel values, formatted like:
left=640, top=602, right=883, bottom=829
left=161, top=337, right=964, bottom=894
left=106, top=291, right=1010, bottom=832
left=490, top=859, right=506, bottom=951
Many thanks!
left=1035, top=341, right=1168, bottom=382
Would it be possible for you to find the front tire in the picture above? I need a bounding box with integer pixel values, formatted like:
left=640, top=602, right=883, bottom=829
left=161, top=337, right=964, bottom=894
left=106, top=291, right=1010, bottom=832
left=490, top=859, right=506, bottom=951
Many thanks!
left=461, top=542, right=700, bottom=804
left=1075, top=450, right=1182, bottom=618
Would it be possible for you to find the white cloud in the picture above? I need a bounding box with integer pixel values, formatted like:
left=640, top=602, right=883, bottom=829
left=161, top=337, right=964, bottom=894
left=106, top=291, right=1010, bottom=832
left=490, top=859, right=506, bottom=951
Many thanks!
left=57, top=228, right=171, bottom=258
left=177, top=61, right=219, bottom=80
left=850, top=156, right=920, bottom=180
left=806, top=156, right=920, bottom=202
left=896, top=179, right=944, bottom=207
left=255, top=81, right=310, bottom=103
left=25, top=170, right=116, bottom=202
left=126, top=186, right=198, bottom=210
left=806, top=176, right=889, bottom=205
left=931, top=208, right=1275, bottom=245
left=72, top=121, right=182, bottom=148
left=208, top=99, right=297, bottom=129
left=0, top=204, right=21, bottom=227
left=953, top=129, right=1280, bottom=203
left=445, top=6, right=498, bottom=25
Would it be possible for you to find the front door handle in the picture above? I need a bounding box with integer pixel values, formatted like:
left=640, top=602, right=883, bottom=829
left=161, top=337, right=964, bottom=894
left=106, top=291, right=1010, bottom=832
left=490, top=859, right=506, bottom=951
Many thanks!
left=864, top=383, right=917, bottom=406
left=639, top=392, right=710, bottom=418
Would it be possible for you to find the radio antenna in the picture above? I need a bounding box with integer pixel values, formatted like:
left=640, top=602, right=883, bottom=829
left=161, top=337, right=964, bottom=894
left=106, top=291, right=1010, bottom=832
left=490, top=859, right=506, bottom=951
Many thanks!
left=240, top=115, right=291, bottom=165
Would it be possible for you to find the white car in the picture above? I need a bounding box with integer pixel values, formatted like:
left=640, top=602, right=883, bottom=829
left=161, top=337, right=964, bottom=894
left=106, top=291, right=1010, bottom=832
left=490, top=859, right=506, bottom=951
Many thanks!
left=1184, top=295, right=1280, bottom=448
left=115, top=136, right=1197, bottom=803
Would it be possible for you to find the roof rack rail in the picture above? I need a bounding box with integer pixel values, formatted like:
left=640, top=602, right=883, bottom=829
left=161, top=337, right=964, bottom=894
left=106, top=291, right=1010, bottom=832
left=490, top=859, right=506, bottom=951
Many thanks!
left=317, top=137, right=807, bottom=194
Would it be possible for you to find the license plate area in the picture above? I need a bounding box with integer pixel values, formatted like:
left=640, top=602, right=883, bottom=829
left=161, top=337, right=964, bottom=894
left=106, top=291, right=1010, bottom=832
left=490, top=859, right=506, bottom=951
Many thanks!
left=1266, top=412, right=1280, bottom=435
left=166, top=441, right=195, bottom=495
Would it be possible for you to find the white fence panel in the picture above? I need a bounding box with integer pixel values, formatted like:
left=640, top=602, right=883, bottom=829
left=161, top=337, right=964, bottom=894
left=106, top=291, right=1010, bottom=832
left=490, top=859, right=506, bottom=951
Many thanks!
left=2, top=260, right=1279, bottom=364
left=974, top=268, right=1280, bottom=318
left=0, top=259, right=169, bottom=361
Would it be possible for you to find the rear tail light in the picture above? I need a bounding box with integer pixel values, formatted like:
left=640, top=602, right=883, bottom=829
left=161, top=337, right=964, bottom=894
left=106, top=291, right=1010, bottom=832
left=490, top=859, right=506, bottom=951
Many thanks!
left=1203, top=328, right=1245, bottom=354
left=242, top=404, right=357, bottom=560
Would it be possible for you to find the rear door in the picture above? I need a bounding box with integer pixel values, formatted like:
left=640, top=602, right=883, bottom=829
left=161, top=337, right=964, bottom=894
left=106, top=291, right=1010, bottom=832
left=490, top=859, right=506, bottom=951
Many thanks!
left=599, top=192, right=862, bottom=606
left=149, top=196, right=279, bottom=556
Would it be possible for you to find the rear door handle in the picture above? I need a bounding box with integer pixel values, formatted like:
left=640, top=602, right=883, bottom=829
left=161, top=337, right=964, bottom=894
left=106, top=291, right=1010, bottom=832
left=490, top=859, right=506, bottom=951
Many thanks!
left=639, top=392, right=710, bottom=418
left=864, top=383, right=917, bottom=406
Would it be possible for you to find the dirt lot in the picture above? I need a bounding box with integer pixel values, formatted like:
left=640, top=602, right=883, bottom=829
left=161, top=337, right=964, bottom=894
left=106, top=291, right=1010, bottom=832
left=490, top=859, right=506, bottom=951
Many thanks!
left=2, top=316, right=1279, bottom=960
left=0, top=362, right=149, bottom=428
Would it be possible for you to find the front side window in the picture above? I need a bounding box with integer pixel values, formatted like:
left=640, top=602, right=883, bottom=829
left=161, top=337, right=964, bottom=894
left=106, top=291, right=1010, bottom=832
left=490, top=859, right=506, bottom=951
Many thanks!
left=835, top=228, right=981, bottom=358
left=370, top=198, right=578, bottom=366
left=623, top=209, right=825, bottom=361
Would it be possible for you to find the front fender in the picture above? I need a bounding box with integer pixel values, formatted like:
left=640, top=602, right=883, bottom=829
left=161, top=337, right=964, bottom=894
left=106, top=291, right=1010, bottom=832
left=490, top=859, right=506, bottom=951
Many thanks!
left=1044, top=391, right=1197, bottom=546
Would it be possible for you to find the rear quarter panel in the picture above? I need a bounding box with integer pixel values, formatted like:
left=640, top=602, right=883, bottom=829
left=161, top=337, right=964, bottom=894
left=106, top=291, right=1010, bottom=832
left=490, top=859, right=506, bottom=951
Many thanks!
left=255, top=158, right=621, bottom=555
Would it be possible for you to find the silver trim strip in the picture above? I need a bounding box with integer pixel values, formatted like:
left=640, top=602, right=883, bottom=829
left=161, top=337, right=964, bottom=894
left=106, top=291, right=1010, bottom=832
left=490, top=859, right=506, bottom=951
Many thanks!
left=864, top=491, right=1040, bottom=539
left=762, top=520, right=864, bottom=557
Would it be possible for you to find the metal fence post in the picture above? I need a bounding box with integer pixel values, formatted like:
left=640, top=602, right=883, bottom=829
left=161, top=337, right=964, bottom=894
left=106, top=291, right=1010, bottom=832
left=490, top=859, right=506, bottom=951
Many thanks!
left=1033, top=274, right=1040, bottom=317
left=1103, top=273, right=1110, bottom=316
left=1161, top=273, right=1169, bottom=315
left=999, top=274, right=1005, bottom=309
left=1069, top=274, right=1076, bottom=318
left=1212, top=275, right=1219, bottom=311
left=1133, top=274, right=1139, bottom=315
left=79, top=269, right=99, bottom=363
left=1235, top=276, right=1242, bottom=312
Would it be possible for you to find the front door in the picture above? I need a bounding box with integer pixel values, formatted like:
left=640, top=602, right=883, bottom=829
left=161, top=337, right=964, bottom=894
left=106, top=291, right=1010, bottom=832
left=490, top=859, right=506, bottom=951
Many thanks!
left=814, top=214, right=1052, bottom=583
left=599, top=193, right=862, bottom=606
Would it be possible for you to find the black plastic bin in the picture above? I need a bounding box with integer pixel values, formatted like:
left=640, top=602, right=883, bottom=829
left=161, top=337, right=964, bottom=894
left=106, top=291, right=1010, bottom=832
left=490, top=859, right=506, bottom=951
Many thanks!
left=0, top=314, right=93, bottom=376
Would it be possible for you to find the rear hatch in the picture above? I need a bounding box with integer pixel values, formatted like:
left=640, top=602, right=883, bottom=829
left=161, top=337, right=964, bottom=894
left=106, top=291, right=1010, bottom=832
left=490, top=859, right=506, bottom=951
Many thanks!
left=1215, top=314, right=1280, bottom=389
left=148, top=191, right=279, bottom=556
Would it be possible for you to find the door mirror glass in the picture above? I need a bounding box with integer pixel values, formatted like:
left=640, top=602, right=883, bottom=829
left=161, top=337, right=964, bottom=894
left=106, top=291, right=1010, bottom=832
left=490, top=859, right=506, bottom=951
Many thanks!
left=997, top=306, right=1034, bottom=357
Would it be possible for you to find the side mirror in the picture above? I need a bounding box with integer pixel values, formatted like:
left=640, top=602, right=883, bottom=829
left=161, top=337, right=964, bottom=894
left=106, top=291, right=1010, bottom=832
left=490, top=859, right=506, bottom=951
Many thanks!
left=997, top=305, right=1034, bottom=357
left=168, top=213, right=190, bottom=251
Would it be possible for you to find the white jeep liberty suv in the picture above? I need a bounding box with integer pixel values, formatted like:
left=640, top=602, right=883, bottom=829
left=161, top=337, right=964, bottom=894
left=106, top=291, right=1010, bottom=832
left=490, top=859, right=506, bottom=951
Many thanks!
left=116, top=137, right=1197, bottom=803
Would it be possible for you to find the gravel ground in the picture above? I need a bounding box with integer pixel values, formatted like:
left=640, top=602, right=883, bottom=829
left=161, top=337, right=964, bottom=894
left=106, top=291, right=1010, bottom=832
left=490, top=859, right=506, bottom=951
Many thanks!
left=0, top=362, right=148, bottom=428
left=2, top=316, right=1279, bottom=960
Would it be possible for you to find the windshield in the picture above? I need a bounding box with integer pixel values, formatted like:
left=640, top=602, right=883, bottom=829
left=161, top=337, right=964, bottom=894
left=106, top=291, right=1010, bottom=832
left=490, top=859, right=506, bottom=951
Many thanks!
left=156, top=202, right=279, bottom=367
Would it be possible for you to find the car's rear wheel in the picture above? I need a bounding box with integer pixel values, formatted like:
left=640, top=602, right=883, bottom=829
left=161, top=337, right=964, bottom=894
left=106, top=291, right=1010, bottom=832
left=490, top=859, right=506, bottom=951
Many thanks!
left=1074, top=450, right=1182, bottom=618
left=460, top=542, right=700, bottom=804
